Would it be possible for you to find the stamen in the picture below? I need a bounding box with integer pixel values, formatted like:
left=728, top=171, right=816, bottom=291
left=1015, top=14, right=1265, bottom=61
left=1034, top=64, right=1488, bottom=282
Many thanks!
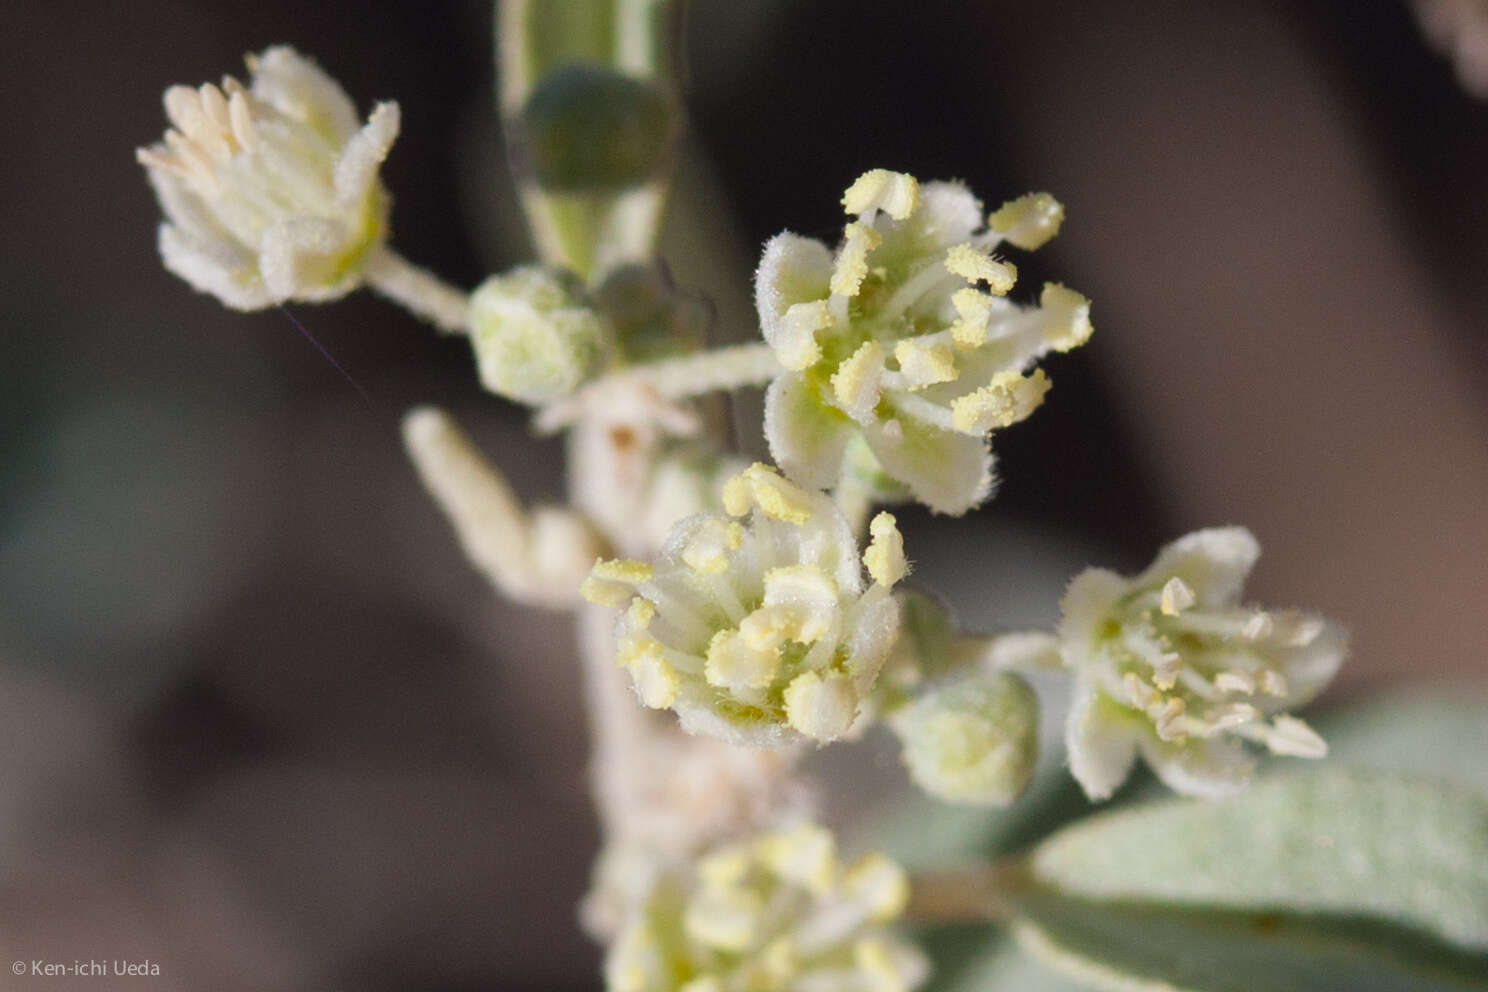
left=945, top=243, right=1016, bottom=294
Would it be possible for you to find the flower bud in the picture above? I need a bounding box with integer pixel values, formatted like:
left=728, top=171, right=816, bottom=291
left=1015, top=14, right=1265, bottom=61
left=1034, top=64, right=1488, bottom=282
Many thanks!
left=892, top=671, right=1039, bottom=806
left=469, top=266, right=608, bottom=404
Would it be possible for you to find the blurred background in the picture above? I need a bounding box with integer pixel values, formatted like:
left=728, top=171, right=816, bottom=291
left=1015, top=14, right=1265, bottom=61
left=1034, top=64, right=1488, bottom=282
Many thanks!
left=1, top=1, right=1484, bottom=989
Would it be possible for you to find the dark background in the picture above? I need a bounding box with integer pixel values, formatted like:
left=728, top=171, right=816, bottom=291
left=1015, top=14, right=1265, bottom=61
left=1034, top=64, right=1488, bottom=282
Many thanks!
left=1, top=2, right=1485, bottom=989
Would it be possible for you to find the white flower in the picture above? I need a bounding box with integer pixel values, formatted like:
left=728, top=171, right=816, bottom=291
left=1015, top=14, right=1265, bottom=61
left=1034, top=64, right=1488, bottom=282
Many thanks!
left=605, top=823, right=927, bottom=992
left=1058, top=527, right=1346, bottom=800
left=581, top=463, right=905, bottom=746
left=756, top=171, right=1091, bottom=515
left=136, top=46, right=399, bottom=309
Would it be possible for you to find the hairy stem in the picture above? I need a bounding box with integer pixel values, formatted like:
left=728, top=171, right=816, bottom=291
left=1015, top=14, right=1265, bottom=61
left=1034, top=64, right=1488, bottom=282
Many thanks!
left=907, top=858, right=1030, bottom=925
left=365, top=247, right=471, bottom=334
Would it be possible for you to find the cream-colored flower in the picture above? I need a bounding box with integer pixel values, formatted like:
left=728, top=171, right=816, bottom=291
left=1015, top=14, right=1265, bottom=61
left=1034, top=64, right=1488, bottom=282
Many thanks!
left=1058, top=527, right=1346, bottom=800
left=582, top=464, right=905, bottom=746
left=137, top=46, right=398, bottom=309
left=756, top=171, right=1091, bottom=515
left=605, top=823, right=927, bottom=992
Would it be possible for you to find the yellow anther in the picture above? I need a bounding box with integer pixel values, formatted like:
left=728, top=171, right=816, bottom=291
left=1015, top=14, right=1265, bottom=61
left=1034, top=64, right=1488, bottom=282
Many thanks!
left=863, top=512, right=908, bottom=586
left=705, top=629, right=781, bottom=691
left=756, top=823, right=837, bottom=894
left=624, top=640, right=680, bottom=708
left=1160, top=576, right=1197, bottom=616
left=625, top=597, right=656, bottom=629
left=893, top=338, right=957, bottom=389
left=945, top=243, right=1017, bottom=294
left=988, top=192, right=1065, bottom=250
left=949, top=368, right=1051, bottom=434
left=784, top=670, right=858, bottom=742
left=830, top=222, right=882, bottom=297
left=831, top=340, right=885, bottom=422
left=722, top=463, right=815, bottom=524
left=842, top=169, right=921, bottom=220
left=843, top=852, right=911, bottom=920
left=581, top=557, right=653, bottom=605
left=1040, top=283, right=1093, bottom=351
left=684, top=885, right=763, bottom=952
left=949, top=288, right=993, bottom=348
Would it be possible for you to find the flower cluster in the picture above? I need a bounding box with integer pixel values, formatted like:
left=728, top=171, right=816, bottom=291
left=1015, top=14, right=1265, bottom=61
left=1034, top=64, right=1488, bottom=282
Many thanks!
left=136, top=46, right=398, bottom=309
left=582, top=464, right=905, bottom=746
left=606, top=823, right=926, bottom=992
left=755, top=170, right=1091, bottom=515
left=1058, top=527, right=1346, bottom=799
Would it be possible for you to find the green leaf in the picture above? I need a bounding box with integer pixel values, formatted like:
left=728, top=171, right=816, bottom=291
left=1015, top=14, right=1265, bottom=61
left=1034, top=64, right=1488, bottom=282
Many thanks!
left=1032, top=769, right=1488, bottom=949
left=1006, top=769, right=1488, bottom=990
left=1316, top=690, right=1488, bottom=793
left=1010, top=891, right=1488, bottom=992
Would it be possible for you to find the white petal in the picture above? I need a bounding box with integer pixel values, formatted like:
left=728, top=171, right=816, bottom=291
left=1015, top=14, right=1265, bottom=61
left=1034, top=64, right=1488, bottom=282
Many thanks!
left=1140, top=733, right=1255, bottom=799
left=1065, top=681, right=1139, bottom=801
left=755, top=233, right=833, bottom=355
left=1141, top=526, right=1260, bottom=607
left=158, top=223, right=271, bottom=310
left=333, top=101, right=400, bottom=205
left=871, top=180, right=984, bottom=276
left=1056, top=567, right=1129, bottom=651
left=249, top=45, right=360, bottom=142
left=842, top=583, right=900, bottom=692
left=1275, top=617, right=1347, bottom=708
left=862, top=414, right=993, bottom=516
left=763, top=373, right=854, bottom=491
left=258, top=217, right=353, bottom=302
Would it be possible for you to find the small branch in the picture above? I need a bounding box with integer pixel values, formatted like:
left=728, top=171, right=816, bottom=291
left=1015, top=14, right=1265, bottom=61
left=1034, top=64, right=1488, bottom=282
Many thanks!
left=908, top=858, right=1030, bottom=926
left=623, top=342, right=782, bottom=400
left=536, top=343, right=779, bottom=435
left=365, top=248, right=472, bottom=335
left=403, top=407, right=599, bottom=608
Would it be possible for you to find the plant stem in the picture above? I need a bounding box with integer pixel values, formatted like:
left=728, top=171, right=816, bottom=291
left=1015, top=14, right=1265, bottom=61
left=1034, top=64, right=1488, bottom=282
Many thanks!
left=907, top=858, right=1030, bottom=925
left=365, top=248, right=471, bottom=334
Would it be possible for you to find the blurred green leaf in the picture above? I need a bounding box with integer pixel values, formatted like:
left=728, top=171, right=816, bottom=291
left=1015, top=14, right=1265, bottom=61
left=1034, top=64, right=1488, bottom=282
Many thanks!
left=1005, top=769, right=1488, bottom=990
left=1009, top=891, right=1488, bottom=992
left=1316, top=691, right=1488, bottom=792
left=1032, top=770, right=1488, bottom=951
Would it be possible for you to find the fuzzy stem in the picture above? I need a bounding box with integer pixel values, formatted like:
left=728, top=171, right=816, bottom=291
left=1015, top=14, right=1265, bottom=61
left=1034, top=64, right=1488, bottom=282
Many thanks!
left=622, top=342, right=781, bottom=399
left=907, top=858, right=1030, bottom=925
left=365, top=247, right=471, bottom=334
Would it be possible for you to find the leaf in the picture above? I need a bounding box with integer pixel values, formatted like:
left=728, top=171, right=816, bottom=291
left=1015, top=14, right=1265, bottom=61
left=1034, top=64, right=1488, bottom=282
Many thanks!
left=1316, top=690, right=1488, bottom=793
left=1007, top=769, right=1488, bottom=990
left=1010, top=891, right=1488, bottom=992
left=1031, top=769, right=1488, bottom=950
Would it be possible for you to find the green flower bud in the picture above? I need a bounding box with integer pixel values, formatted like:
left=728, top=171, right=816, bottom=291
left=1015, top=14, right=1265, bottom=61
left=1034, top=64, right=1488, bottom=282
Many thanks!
left=892, top=671, right=1039, bottom=806
left=469, top=265, right=608, bottom=404
left=517, top=64, right=676, bottom=194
